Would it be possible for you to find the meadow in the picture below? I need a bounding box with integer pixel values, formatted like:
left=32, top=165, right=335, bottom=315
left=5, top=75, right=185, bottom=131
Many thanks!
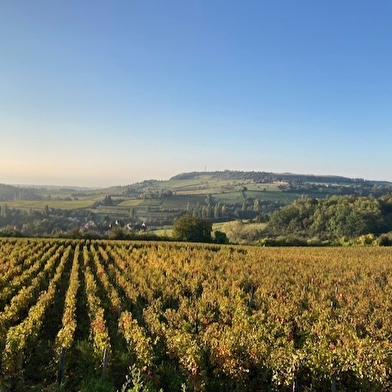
left=0, top=238, right=391, bottom=391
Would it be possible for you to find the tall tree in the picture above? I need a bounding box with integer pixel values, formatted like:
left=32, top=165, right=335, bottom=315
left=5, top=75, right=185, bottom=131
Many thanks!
left=173, top=215, right=212, bottom=242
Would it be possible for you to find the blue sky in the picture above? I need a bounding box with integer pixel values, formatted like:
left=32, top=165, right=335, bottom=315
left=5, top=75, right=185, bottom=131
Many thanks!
left=1, top=1, right=391, bottom=186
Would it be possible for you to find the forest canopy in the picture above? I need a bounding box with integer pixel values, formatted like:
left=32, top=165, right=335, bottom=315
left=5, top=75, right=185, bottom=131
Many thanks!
left=266, top=194, right=392, bottom=241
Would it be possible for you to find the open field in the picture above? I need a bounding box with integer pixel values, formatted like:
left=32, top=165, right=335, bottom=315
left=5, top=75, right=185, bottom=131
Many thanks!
left=0, top=238, right=391, bottom=391
left=4, top=199, right=98, bottom=211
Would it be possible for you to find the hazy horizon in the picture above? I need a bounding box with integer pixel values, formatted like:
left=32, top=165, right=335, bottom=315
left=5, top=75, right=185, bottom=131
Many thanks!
left=3, top=168, right=391, bottom=190
left=2, top=1, right=392, bottom=187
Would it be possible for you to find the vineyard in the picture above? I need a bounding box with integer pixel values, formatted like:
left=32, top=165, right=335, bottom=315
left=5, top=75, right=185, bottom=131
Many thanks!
left=0, top=239, right=392, bottom=391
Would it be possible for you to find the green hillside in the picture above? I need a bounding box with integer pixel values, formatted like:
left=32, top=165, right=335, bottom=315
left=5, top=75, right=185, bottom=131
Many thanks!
left=1, top=171, right=392, bottom=238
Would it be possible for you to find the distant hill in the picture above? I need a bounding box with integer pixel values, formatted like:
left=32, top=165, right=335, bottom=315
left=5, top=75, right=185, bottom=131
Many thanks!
left=170, top=170, right=390, bottom=185
left=2, top=170, right=392, bottom=203
left=2, top=170, right=392, bottom=237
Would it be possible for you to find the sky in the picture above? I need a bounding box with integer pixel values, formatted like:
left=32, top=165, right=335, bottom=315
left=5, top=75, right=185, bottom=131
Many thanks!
left=1, top=1, right=392, bottom=187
